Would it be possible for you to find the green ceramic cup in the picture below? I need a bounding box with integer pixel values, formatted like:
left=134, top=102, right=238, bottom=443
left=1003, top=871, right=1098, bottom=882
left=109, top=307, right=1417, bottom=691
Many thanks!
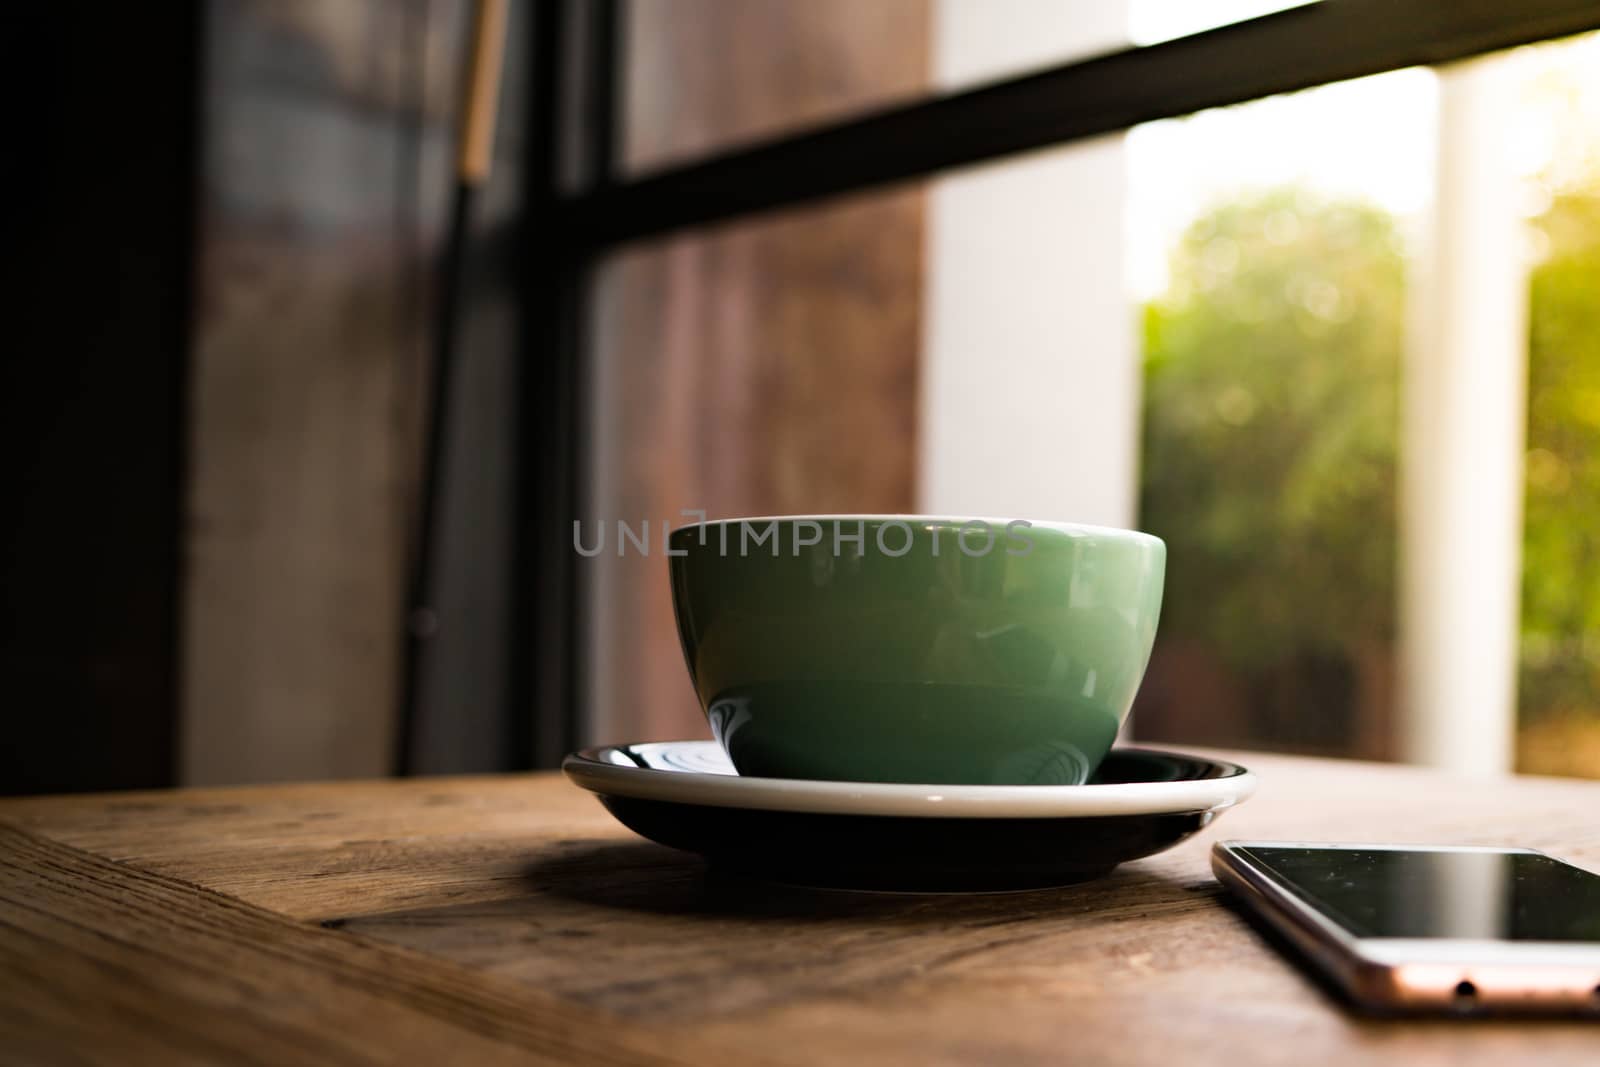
left=668, top=516, right=1165, bottom=785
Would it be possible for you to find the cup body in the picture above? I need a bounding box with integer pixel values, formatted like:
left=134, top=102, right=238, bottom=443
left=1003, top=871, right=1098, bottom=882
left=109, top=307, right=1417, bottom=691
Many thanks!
left=668, top=516, right=1165, bottom=785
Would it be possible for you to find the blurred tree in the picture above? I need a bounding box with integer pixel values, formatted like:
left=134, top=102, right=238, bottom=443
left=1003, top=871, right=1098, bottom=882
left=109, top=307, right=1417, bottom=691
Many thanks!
left=1139, top=188, right=1404, bottom=754
left=1513, top=33, right=1600, bottom=775
left=1519, top=187, right=1600, bottom=747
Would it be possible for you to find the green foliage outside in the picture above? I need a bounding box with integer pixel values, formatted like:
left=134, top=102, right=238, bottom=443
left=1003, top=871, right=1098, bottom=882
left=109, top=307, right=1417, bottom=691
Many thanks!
left=1139, top=181, right=1600, bottom=763
left=1520, top=189, right=1600, bottom=725
left=1139, top=189, right=1403, bottom=696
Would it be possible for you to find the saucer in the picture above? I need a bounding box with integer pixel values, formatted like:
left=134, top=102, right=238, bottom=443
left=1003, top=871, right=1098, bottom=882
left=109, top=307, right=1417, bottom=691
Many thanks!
left=563, top=741, right=1256, bottom=891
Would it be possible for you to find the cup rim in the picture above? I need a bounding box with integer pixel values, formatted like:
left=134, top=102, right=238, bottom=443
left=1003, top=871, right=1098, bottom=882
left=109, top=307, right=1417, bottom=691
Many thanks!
left=673, top=514, right=1162, bottom=544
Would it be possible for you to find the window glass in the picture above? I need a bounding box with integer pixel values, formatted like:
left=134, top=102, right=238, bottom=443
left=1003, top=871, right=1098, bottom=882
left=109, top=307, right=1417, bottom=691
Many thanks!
left=1127, top=68, right=1432, bottom=759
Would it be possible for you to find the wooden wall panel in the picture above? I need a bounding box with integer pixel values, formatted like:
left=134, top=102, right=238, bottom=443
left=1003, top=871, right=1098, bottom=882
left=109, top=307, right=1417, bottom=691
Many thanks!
left=623, top=0, right=932, bottom=174
left=181, top=1, right=441, bottom=784
left=182, top=0, right=525, bottom=783
left=588, top=1, right=931, bottom=745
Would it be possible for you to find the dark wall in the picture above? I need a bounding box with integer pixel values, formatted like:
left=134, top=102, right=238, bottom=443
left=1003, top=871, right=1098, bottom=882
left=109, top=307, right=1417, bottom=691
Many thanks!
left=3, top=7, right=200, bottom=792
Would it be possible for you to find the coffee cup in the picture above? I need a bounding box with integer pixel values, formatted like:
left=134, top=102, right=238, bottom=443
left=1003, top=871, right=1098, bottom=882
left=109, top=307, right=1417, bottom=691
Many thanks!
left=668, top=516, right=1164, bottom=785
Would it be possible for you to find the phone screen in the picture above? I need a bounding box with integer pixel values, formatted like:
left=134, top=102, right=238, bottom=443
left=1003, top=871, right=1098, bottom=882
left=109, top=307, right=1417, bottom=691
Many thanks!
left=1237, top=846, right=1600, bottom=942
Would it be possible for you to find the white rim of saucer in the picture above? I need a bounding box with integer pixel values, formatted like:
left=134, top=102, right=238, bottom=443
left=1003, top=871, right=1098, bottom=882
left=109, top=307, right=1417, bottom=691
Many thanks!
left=563, top=741, right=1257, bottom=819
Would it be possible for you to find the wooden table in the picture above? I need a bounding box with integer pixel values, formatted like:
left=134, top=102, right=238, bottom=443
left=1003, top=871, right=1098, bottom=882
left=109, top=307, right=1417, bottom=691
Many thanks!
left=4, top=750, right=1600, bottom=1065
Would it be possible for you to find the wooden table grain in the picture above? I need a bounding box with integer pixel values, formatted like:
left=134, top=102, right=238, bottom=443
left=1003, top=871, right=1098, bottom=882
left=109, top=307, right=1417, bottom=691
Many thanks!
left=5, top=749, right=1600, bottom=1065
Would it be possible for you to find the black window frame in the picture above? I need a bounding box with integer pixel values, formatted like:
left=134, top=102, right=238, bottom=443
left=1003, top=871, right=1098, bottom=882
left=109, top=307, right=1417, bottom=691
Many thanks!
left=514, top=0, right=1600, bottom=766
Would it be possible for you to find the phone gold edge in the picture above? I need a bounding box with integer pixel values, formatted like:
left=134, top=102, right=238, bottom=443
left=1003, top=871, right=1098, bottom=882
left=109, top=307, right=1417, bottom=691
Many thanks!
left=1210, top=840, right=1600, bottom=1015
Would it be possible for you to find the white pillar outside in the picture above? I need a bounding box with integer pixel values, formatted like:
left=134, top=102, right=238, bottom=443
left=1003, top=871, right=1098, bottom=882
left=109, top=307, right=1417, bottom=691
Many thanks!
left=919, top=1, right=1135, bottom=528
left=1400, top=56, right=1530, bottom=775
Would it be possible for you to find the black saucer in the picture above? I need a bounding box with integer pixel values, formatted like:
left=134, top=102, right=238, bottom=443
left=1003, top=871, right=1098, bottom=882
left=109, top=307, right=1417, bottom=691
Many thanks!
left=565, top=742, right=1255, bottom=892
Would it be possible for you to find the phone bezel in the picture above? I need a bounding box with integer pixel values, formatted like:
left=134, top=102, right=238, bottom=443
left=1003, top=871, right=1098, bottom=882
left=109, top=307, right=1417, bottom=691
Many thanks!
left=1213, top=841, right=1600, bottom=1013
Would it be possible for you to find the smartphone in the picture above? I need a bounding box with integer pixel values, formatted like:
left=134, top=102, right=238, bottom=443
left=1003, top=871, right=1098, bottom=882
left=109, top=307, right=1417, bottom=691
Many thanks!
left=1212, top=841, right=1600, bottom=1015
